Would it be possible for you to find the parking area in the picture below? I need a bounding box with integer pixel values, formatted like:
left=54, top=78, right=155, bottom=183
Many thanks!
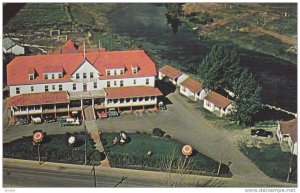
left=3, top=92, right=280, bottom=184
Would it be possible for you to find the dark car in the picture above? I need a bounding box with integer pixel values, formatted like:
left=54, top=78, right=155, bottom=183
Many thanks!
left=18, top=118, right=29, bottom=125
left=44, top=115, right=56, bottom=123
left=251, top=129, right=273, bottom=138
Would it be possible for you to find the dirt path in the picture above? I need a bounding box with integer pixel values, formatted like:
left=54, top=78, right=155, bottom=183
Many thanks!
left=252, top=27, right=297, bottom=46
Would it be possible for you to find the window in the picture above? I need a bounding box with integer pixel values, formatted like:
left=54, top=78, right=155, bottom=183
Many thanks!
left=120, top=98, right=124, bottom=103
left=44, top=74, right=48, bottom=80
left=59, top=85, right=63, bottom=91
left=151, top=96, right=155, bottom=101
left=126, top=98, right=131, bottom=103
left=58, top=73, right=63, bottom=78
left=76, top=73, right=80, bottom=79
left=107, top=70, right=111, bottom=76
left=146, top=78, right=149, bottom=85
left=29, top=74, right=34, bottom=80
left=107, top=99, right=112, bottom=104
left=133, top=79, right=136, bottom=85
left=31, top=86, right=34, bottom=92
left=120, top=80, right=124, bottom=87
left=206, top=101, right=211, bottom=107
left=16, top=87, right=20, bottom=94
left=93, top=82, right=97, bottom=89
left=139, top=97, right=143, bottom=101
left=133, top=68, right=137, bottom=74
left=52, top=74, right=55, bottom=79
left=90, top=72, right=94, bottom=79
left=107, top=81, right=111, bottom=88
left=52, top=85, right=55, bottom=90
left=114, top=81, right=117, bottom=86
left=145, top=97, right=149, bottom=101
left=133, top=97, right=137, bottom=102
left=120, top=69, right=124, bottom=75
left=45, top=85, right=49, bottom=92
left=114, top=70, right=117, bottom=75
left=113, top=99, right=118, bottom=104
left=73, top=84, right=76, bottom=90
left=83, top=73, right=87, bottom=79
left=28, top=106, right=34, bottom=111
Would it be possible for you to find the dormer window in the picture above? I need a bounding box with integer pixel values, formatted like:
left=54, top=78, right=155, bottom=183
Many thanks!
left=120, top=69, right=124, bottom=75
left=107, top=70, right=111, bottom=76
left=29, top=74, right=35, bottom=80
left=44, top=74, right=48, bottom=80
left=132, top=65, right=139, bottom=74
left=58, top=73, right=63, bottom=78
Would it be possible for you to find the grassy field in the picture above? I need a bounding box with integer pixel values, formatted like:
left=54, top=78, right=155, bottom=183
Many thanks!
left=102, top=132, right=231, bottom=176
left=240, top=143, right=297, bottom=183
left=3, top=132, right=102, bottom=165
left=182, top=3, right=297, bottom=64
left=4, top=4, right=70, bottom=32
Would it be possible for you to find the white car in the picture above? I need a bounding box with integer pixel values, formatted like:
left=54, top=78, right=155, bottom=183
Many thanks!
left=31, top=116, right=42, bottom=124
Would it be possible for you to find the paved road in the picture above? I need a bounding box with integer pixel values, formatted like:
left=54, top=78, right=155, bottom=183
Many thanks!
left=3, top=92, right=295, bottom=187
left=3, top=158, right=231, bottom=187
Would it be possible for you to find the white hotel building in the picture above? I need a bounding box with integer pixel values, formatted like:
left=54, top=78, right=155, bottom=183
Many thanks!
left=6, top=45, right=162, bottom=122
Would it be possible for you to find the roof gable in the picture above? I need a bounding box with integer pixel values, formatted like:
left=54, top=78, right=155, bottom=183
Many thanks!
left=204, top=91, right=232, bottom=108
left=159, top=65, right=183, bottom=79
left=71, top=59, right=100, bottom=76
left=181, top=78, right=204, bottom=93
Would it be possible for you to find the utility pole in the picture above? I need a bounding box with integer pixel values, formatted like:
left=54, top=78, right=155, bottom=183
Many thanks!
left=91, top=163, right=96, bottom=187
left=217, top=153, right=223, bottom=176
left=84, top=125, right=87, bottom=165
left=38, top=144, right=41, bottom=165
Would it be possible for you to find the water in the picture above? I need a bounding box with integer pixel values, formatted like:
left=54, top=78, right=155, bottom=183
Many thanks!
left=108, top=4, right=297, bottom=116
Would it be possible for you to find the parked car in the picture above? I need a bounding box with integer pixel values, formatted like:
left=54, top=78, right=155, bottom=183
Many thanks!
left=59, top=118, right=81, bottom=127
left=251, top=129, right=273, bottom=138
left=97, top=111, right=108, bottom=119
left=31, top=116, right=42, bottom=124
left=108, top=108, right=119, bottom=117
left=18, top=118, right=29, bottom=125
left=44, top=115, right=56, bottom=123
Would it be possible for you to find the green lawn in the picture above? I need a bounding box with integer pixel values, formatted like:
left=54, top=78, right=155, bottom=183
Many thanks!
left=240, top=143, right=297, bottom=182
left=102, top=132, right=231, bottom=176
left=3, top=132, right=102, bottom=165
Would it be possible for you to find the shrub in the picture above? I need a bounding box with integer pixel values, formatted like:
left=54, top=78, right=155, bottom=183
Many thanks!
left=164, top=134, right=171, bottom=139
left=152, top=128, right=165, bottom=137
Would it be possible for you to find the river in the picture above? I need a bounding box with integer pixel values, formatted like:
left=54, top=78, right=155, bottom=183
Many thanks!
left=108, top=4, right=297, bottom=120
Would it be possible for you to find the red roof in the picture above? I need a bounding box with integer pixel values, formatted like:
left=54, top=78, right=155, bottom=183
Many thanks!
left=159, top=65, right=183, bottom=79
left=61, top=40, right=83, bottom=54
left=181, top=78, right=204, bottom=93
left=279, top=119, right=297, bottom=143
left=204, top=91, right=232, bottom=108
left=7, top=91, right=70, bottom=107
left=104, top=86, right=162, bottom=99
left=7, top=50, right=157, bottom=86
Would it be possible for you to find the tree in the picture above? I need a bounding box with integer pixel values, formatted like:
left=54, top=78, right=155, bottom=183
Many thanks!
left=199, top=44, right=241, bottom=91
left=165, top=3, right=184, bottom=34
left=231, top=69, right=262, bottom=125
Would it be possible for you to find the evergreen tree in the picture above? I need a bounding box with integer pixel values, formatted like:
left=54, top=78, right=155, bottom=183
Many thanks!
left=231, top=69, right=262, bottom=125
left=199, top=44, right=241, bottom=91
